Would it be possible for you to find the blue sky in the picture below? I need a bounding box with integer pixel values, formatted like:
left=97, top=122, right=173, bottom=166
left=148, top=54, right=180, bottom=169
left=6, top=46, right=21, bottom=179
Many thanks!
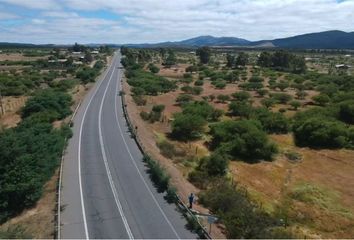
left=0, top=0, right=353, bottom=44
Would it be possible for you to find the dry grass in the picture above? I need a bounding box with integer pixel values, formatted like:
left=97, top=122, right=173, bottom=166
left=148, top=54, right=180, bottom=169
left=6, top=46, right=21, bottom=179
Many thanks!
left=229, top=134, right=354, bottom=238
left=0, top=53, right=48, bottom=61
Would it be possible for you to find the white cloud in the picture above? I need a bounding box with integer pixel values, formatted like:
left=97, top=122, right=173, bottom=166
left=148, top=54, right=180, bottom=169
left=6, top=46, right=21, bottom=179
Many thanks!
left=42, top=11, right=79, bottom=18
left=0, top=0, right=60, bottom=10
left=0, top=11, right=18, bottom=19
left=0, top=0, right=354, bottom=43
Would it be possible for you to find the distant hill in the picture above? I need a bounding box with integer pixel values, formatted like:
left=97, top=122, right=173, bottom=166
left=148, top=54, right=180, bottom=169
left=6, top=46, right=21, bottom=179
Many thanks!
left=252, top=30, right=354, bottom=49
left=126, top=30, right=354, bottom=49
left=1, top=30, right=354, bottom=49
left=178, top=35, right=250, bottom=46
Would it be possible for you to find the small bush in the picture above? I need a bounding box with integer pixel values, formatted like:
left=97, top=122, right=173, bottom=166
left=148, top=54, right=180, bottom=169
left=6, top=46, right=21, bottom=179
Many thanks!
left=133, top=95, right=147, bottom=106
left=143, top=155, right=170, bottom=192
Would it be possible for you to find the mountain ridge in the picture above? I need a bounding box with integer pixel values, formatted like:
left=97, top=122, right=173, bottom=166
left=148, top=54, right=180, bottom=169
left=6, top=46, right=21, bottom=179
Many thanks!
left=1, top=30, right=353, bottom=49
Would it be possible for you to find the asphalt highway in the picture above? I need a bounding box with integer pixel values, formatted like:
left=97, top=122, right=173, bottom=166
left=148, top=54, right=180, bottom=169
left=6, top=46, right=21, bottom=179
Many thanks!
left=60, top=52, right=196, bottom=239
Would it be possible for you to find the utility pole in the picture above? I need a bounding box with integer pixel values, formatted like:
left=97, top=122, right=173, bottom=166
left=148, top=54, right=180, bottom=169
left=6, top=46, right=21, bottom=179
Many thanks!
left=0, top=88, right=4, bottom=115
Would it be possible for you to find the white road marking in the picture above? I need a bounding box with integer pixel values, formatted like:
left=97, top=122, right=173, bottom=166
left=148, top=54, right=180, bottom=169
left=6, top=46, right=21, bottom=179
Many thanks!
left=114, top=59, right=181, bottom=239
left=98, top=57, right=134, bottom=239
left=78, top=54, right=115, bottom=239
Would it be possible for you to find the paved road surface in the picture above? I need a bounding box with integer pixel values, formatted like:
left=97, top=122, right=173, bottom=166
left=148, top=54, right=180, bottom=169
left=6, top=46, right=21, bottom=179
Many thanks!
left=60, top=52, right=196, bottom=239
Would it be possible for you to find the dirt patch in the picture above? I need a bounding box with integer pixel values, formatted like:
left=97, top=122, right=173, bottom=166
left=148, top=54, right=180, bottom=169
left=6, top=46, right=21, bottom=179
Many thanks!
left=0, top=96, right=27, bottom=128
left=0, top=53, right=48, bottom=61
left=157, top=64, right=189, bottom=78
left=0, top=169, right=59, bottom=239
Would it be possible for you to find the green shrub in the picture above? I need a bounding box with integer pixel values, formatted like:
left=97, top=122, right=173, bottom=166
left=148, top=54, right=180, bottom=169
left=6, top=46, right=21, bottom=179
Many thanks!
left=165, top=186, right=178, bottom=203
left=140, top=111, right=150, bottom=121
left=253, top=108, right=290, bottom=134
left=229, top=101, right=253, bottom=118
left=157, top=140, right=176, bottom=158
left=293, top=117, right=353, bottom=149
left=214, top=80, right=227, bottom=89
left=210, top=120, right=278, bottom=161
left=21, top=89, right=72, bottom=120
left=171, top=113, right=207, bottom=140
left=132, top=95, right=147, bottom=106
left=194, top=80, right=204, bottom=86
left=270, top=93, right=292, bottom=104
left=200, top=181, right=276, bottom=238
left=143, top=155, right=170, bottom=192
left=176, top=94, right=193, bottom=105
left=232, top=91, right=251, bottom=101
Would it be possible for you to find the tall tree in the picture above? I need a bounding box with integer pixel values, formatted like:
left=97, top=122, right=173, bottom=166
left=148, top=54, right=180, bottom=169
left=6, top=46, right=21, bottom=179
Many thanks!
left=226, top=53, right=235, bottom=68
left=235, top=52, right=249, bottom=66
left=196, top=47, right=211, bottom=64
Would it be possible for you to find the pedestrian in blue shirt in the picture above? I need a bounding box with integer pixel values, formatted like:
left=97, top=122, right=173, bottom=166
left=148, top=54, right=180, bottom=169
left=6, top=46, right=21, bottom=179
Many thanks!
left=188, top=193, right=194, bottom=209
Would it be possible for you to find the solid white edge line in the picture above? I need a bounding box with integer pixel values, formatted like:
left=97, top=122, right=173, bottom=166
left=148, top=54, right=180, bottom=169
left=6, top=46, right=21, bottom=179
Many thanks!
left=114, top=56, right=181, bottom=239
left=98, top=56, right=134, bottom=239
left=78, top=53, right=115, bottom=239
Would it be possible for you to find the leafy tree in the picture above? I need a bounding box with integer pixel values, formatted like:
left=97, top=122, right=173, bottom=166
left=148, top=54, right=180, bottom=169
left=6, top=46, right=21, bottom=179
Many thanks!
left=261, top=98, right=276, bottom=109
left=296, top=90, right=308, bottom=100
left=186, top=65, right=198, bottom=73
left=271, top=93, right=292, bottom=104
left=293, top=117, right=352, bottom=148
left=229, top=101, right=253, bottom=118
left=21, top=90, right=72, bottom=120
left=210, top=120, right=278, bottom=161
left=312, top=94, right=330, bottom=106
left=217, top=94, right=230, bottom=103
left=253, top=108, right=290, bottom=134
left=214, top=80, right=227, bottom=89
left=226, top=54, right=235, bottom=68
left=182, top=101, right=222, bottom=121
left=148, top=63, right=160, bottom=73
left=239, top=82, right=263, bottom=91
left=339, top=100, right=354, bottom=124
left=235, top=52, right=249, bottom=66
left=257, top=52, right=272, bottom=67
left=290, top=100, right=301, bottom=110
left=200, top=181, right=276, bottom=239
left=171, top=113, right=206, bottom=140
left=163, top=50, right=177, bottom=67
left=176, top=94, right=193, bottom=105
left=277, top=81, right=289, bottom=91
left=249, top=76, right=263, bottom=83
left=232, top=91, right=251, bottom=101
left=196, top=47, right=211, bottom=64
left=194, top=79, right=204, bottom=86
left=256, top=89, right=268, bottom=97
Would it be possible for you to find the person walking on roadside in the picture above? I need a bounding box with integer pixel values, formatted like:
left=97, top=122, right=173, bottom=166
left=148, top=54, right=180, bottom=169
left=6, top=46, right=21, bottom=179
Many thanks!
left=188, top=193, right=195, bottom=209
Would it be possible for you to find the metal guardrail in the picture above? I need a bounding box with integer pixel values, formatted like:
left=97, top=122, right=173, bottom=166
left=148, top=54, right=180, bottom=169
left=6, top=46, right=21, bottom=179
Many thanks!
left=120, top=89, right=212, bottom=239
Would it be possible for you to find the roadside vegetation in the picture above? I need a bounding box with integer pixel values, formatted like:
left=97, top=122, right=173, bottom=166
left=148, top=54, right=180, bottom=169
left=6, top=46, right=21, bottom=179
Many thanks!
left=0, top=44, right=112, bottom=236
left=121, top=46, right=354, bottom=238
